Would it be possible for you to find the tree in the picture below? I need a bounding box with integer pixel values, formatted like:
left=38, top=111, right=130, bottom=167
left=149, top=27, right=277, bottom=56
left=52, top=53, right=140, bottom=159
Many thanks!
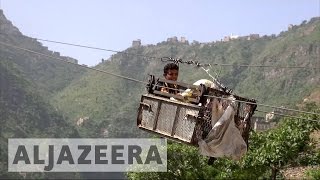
left=128, top=104, right=320, bottom=179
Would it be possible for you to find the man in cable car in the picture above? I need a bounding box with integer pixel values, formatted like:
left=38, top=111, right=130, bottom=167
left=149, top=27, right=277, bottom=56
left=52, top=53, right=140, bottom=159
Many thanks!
left=156, top=63, right=180, bottom=94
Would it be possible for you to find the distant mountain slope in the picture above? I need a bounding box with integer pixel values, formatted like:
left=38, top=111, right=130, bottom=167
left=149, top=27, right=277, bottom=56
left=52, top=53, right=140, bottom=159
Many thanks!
left=0, top=10, right=85, bottom=179
left=236, top=18, right=320, bottom=105
left=0, top=60, right=80, bottom=179
left=53, top=17, right=320, bottom=137
left=0, top=9, right=86, bottom=97
left=0, top=9, right=319, bottom=179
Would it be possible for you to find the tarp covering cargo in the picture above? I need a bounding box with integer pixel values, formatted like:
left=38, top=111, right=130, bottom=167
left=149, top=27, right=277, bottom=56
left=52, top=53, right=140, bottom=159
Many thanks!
left=198, top=97, right=247, bottom=160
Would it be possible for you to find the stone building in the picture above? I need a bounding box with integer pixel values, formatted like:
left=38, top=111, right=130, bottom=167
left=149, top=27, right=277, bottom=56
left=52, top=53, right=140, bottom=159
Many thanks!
left=132, top=39, right=141, bottom=47
left=167, top=36, right=178, bottom=43
left=247, top=34, right=260, bottom=40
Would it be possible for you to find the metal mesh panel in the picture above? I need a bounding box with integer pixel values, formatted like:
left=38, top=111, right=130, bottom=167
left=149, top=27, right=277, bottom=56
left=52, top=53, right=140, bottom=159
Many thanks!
left=198, top=112, right=213, bottom=140
left=156, top=102, right=177, bottom=136
left=140, top=98, right=159, bottom=130
left=203, top=89, right=256, bottom=145
left=173, top=108, right=199, bottom=142
left=237, top=102, right=247, bottom=120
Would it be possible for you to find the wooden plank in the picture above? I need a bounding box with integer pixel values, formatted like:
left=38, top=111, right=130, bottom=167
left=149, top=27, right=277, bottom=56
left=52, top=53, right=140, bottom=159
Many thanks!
left=138, top=126, right=197, bottom=147
left=153, top=101, right=162, bottom=130
left=153, top=90, right=184, bottom=100
left=142, top=94, right=201, bottom=109
left=158, top=78, right=199, bottom=89
left=171, top=106, right=181, bottom=136
left=153, top=90, right=199, bottom=104
left=136, top=96, right=145, bottom=126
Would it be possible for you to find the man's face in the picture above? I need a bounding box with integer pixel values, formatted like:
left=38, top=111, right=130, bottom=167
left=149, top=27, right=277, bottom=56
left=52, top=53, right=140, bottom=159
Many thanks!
left=165, top=69, right=179, bottom=81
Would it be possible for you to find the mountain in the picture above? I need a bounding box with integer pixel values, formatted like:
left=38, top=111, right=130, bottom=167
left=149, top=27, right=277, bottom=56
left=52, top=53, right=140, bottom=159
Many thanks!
left=0, top=10, right=126, bottom=179
left=53, top=17, right=320, bottom=138
left=0, top=10, right=86, bottom=179
left=0, top=59, right=81, bottom=179
left=0, top=9, right=86, bottom=97
left=0, top=8, right=319, bottom=178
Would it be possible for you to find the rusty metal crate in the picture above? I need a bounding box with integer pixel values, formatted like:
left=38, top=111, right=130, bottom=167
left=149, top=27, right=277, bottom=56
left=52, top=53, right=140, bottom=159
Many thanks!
left=137, top=94, right=203, bottom=145
left=137, top=75, right=257, bottom=146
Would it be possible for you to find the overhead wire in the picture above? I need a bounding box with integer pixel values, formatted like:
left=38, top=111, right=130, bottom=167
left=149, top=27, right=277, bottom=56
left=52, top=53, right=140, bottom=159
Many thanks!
left=0, top=40, right=320, bottom=118
left=0, top=41, right=187, bottom=92
left=35, top=38, right=159, bottom=60
left=256, top=109, right=319, bottom=122
left=204, top=94, right=320, bottom=116
left=37, top=38, right=320, bottom=69
left=0, top=32, right=319, bottom=69
left=0, top=41, right=147, bottom=84
left=0, top=26, right=319, bottom=152
left=209, top=63, right=319, bottom=69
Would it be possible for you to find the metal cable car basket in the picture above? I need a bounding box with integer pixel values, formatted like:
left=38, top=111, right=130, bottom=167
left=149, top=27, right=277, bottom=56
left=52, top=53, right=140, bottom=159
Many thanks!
left=137, top=75, right=257, bottom=146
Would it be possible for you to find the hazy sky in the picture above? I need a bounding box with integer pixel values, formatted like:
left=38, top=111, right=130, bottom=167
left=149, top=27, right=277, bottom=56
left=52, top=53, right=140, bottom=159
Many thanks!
left=1, top=0, right=319, bottom=66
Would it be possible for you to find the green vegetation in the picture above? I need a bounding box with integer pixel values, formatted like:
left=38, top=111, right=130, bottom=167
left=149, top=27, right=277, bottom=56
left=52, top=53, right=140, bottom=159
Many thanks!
left=0, top=10, right=319, bottom=179
left=53, top=17, right=320, bottom=138
left=0, top=12, right=86, bottom=98
left=306, top=168, right=320, bottom=179
left=0, top=60, right=80, bottom=179
left=128, top=104, right=320, bottom=179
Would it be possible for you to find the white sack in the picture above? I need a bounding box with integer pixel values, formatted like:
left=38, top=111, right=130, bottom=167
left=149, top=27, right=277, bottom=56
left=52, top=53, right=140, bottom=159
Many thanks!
left=198, top=97, right=247, bottom=161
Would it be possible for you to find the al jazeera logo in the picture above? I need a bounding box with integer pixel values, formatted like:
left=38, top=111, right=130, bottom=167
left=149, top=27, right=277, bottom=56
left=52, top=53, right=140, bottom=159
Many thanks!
left=8, top=138, right=167, bottom=172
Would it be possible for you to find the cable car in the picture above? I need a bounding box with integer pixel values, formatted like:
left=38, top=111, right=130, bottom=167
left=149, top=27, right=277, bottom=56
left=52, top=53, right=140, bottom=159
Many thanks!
left=137, top=75, right=257, bottom=148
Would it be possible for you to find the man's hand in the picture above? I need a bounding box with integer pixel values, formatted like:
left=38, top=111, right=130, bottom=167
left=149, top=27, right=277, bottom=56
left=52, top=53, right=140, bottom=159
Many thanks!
left=160, top=87, right=169, bottom=93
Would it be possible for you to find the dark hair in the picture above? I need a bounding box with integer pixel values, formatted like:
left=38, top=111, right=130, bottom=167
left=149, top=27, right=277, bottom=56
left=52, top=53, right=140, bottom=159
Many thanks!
left=163, top=63, right=179, bottom=75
